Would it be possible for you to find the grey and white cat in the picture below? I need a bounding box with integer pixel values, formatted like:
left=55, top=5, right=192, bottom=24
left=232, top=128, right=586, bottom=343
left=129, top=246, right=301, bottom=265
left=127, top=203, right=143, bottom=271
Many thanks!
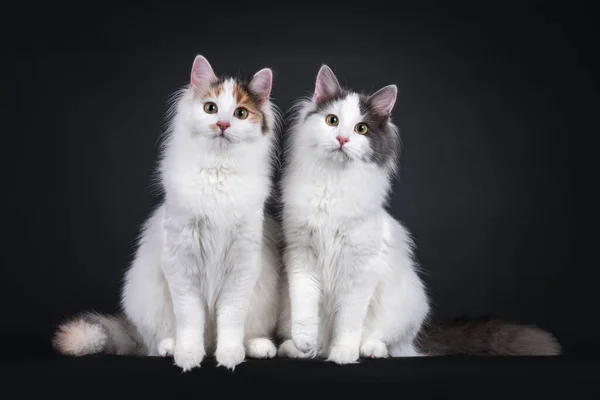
left=276, top=65, right=561, bottom=363
left=53, top=55, right=282, bottom=371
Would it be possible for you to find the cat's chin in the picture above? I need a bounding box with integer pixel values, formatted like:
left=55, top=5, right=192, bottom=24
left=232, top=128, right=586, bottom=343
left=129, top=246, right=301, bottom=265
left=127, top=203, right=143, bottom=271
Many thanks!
left=324, top=147, right=353, bottom=164
left=211, top=133, right=234, bottom=143
left=202, top=131, right=245, bottom=146
left=208, top=130, right=258, bottom=145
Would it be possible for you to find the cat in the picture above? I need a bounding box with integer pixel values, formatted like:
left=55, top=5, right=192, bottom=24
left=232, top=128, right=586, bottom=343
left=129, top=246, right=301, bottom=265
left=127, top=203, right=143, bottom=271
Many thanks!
left=52, top=55, right=283, bottom=372
left=276, top=65, right=561, bottom=364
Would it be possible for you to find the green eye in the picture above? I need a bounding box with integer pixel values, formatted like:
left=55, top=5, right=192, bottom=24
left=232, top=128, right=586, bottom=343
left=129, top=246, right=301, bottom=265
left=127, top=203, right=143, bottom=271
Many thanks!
left=234, top=107, right=248, bottom=119
left=325, top=114, right=339, bottom=126
left=204, top=102, right=218, bottom=114
left=354, top=123, right=368, bottom=134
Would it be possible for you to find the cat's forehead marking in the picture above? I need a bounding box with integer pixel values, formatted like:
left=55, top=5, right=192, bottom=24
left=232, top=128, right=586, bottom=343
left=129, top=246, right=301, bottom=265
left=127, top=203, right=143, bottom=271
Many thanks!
left=217, top=79, right=237, bottom=111
left=309, top=92, right=364, bottom=123
left=338, top=93, right=362, bottom=119
left=314, top=90, right=348, bottom=112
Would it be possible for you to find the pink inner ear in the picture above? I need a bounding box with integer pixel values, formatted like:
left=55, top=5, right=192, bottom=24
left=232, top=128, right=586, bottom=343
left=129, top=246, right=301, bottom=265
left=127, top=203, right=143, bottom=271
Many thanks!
left=249, top=68, right=273, bottom=104
left=313, top=65, right=341, bottom=103
left=190, top=55, right=216, bottom=93
left=369, top=85, right=398, bottom=116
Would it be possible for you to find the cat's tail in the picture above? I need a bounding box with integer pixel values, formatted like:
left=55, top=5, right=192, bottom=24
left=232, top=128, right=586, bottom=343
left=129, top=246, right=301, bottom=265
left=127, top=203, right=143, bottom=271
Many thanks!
left=415, top=316, right=561, bottom=356
left=52, top=311, right=145, bottom=356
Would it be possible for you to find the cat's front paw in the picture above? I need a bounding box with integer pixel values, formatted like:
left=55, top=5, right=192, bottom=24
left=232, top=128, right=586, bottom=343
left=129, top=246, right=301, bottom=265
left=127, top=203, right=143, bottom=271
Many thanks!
left=216, top=344, right=246, bottom=370
left=173, top=340, right=206, bottom=372
left=278, top=339, right=311, bottom=358
left=246, top=338, right=277, bottom=359
left=292, top=323, right=318, bottom=356
left=360, top=340, right=388, bottom=358
left=327, top=344, right=359, bottom=365
left=158, top=338, right=175, bottom=357
left=293, top=334, right=317, bottom=354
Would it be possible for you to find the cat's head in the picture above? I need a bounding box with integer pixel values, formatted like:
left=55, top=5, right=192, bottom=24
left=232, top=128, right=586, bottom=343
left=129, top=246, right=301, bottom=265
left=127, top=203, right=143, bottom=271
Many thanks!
left=178, top=55, right=273, bottom=145
left=292, top=65, right=400, bottom=172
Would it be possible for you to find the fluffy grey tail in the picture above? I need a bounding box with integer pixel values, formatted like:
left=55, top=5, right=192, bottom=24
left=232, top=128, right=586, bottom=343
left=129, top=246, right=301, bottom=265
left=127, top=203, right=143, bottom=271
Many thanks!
left=416, top=316, right=561, bottom=356
left=52, top=311, right=144, bottom=356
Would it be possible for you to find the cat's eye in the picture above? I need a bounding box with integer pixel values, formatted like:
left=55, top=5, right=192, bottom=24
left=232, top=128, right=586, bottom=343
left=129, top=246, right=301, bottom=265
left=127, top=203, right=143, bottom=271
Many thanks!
left=234, top=107, right=249, bottom=119
left=325, top=114, right=339, bottom=126
left=354, top=123, right=369, bottom=135
left=204, top=102, right=218, bottom=114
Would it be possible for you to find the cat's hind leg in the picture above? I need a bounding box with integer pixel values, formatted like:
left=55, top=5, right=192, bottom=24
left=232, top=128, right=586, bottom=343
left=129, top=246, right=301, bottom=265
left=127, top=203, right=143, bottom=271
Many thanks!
left=360, top=272, right=429, bottom=359
left=360, top=220, right=430, bottom=359
left=242, top=215, right=280, bottom=360
left=121, top=204, right=177, bottom=358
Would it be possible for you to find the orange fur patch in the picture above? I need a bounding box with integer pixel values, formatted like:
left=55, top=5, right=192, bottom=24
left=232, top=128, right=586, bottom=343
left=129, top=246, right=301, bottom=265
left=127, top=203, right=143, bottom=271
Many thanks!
left=233, top=82, right=262, bottom=125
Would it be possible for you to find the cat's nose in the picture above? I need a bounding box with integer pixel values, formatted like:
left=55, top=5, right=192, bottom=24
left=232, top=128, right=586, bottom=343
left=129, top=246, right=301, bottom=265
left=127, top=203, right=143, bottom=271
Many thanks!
left=336, top=136, right=349, bottom=147
left=216, top=121, right=230, bottom=132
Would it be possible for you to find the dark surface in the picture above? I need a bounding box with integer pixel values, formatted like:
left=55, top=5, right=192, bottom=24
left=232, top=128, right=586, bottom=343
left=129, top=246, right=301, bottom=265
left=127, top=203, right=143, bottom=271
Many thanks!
left=2, top=334, right=599, bottom=390
left=3, top=353, right=598, bottom=391
left=1, top=0, right=596, bottom=384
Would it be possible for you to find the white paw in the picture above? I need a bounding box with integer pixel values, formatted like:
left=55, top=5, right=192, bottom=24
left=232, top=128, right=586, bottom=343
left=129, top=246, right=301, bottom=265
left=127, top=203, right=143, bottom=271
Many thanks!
left=278, top=339, right=310, bottom=359
left=292, top=326, right=318, bottom=356
left=216, top=344, right=246, bottom=370
left=173, top=341, right=205, bottom=372
left=246, top=338, right=276, bottom=359
left=360, top=340, right=388, bottom=358
left=327, top=344, right=359, bottom=365
left=158, top=338, right=175, bottom=357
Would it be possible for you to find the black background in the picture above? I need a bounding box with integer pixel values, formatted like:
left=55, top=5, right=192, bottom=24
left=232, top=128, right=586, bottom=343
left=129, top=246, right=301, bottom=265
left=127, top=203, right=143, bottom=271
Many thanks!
left=2, top=0, right=596, bottom=362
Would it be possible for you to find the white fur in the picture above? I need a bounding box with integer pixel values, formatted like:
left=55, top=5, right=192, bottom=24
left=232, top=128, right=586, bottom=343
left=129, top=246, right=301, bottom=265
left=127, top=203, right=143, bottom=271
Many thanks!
left=157, top=338, right=175, bottom=356
left=277, top=67, right=430, bottom=364
left=120, top=56, right=281, bottom=371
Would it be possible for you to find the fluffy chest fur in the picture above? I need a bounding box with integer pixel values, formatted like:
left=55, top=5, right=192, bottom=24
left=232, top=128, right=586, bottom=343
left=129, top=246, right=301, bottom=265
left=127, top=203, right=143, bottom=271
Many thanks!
left=161, top=132, right=273, bottom=226
left=282, top=157, right=389, bottom=293
left=282, top=156, right=389, bottom=225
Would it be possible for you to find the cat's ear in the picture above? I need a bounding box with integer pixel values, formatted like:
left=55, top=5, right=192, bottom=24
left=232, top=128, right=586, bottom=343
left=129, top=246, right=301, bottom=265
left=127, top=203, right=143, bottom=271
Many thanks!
left=249, top=68, right=273, bottom=107
left=190, top=55, right=217, bottom=93
left=313, top=65, right=341, bottom=103
left=367, top=85, right=398, bottom=117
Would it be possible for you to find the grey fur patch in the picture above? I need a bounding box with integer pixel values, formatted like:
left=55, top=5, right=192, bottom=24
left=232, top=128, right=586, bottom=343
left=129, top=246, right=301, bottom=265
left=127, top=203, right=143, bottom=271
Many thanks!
left=416, top=316, right=562, bottom=356
left=358, top=94, right=400, bottom=167
left=305, top=89, right=350, bottom=120
left=210, top=76, right=227, bottom=89
left=260, top=110, right=268, bottom=134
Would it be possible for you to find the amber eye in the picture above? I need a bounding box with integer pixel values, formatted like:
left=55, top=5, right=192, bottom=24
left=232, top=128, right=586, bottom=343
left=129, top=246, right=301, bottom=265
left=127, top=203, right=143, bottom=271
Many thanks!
left=325, top=114, right=339, bottom=126
left=204, top=102, right=218, bottom=114
left=234, top=107, right=249, bottom=119
left=354, top=123, right=368, bottom=134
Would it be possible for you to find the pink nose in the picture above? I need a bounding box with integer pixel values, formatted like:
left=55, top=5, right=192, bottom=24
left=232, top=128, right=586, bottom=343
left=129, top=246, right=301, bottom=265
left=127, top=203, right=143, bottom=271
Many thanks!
left=336, top=136, right=349, bottom=147
left=216, top=121, right=230, bottom=132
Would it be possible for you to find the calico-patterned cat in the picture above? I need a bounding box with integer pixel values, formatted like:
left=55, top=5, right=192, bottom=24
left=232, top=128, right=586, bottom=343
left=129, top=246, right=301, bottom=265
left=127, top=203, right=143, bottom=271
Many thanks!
left=277, top=65, right=560, bottom=363
left=53, top=55, right=282, bottom=371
